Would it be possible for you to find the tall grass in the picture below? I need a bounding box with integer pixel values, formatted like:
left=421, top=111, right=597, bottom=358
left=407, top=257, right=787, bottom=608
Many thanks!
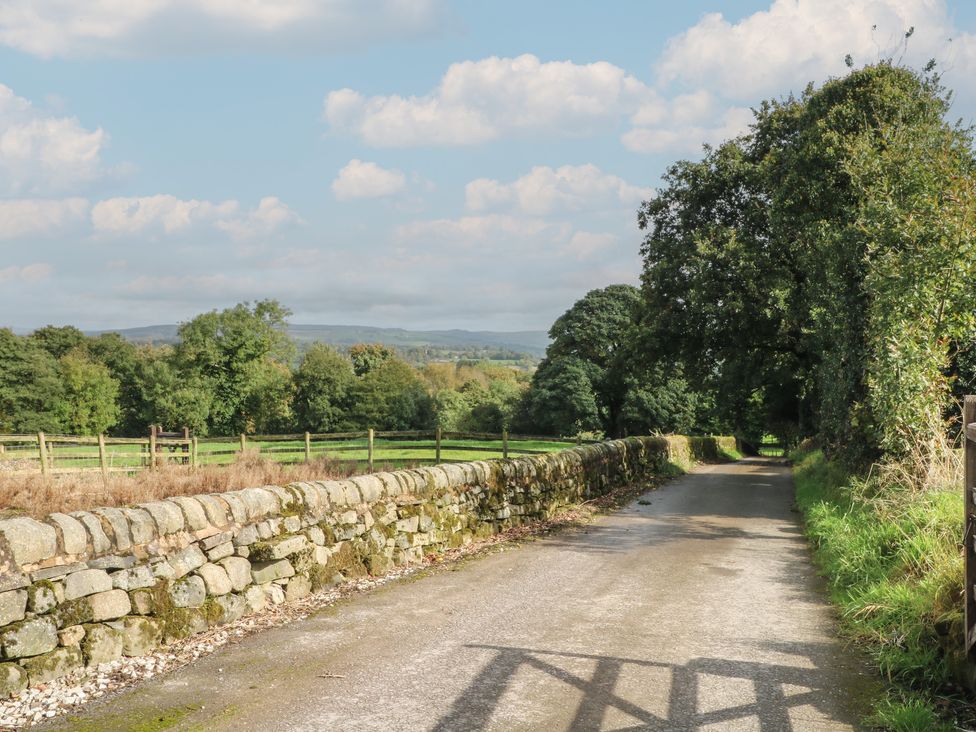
left=792, top=445, right=965, bottom=730
left=0, top=453, right=357, bottom=519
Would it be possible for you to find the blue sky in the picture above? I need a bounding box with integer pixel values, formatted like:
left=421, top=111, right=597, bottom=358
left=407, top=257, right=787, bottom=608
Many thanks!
left=2, top=0, right=975, bottom=332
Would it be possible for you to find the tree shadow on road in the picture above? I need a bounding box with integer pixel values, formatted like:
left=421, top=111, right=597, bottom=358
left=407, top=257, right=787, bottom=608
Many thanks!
left=432, top=642, right=866, bottom=731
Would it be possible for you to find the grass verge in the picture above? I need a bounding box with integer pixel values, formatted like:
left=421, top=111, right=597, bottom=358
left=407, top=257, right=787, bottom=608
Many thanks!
left=791, top=446, right=968, bottom=731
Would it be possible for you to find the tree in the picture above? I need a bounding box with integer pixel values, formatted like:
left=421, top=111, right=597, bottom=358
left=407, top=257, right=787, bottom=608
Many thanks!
left=175, top=300, right=294, bottom=434
left=30, top=325, right=87, bottom=359
left=0, top=329, right=64, bottom=432
left=518, top=357, right=601, bottom=436
left=346, top=358, right=433, bottom=430
left=56, top=350, right=121, bottom=435
left=638, top=62, right=976, bottom=464
left=135, top=356, right=212, bottom=435
left=87, top=333, right=146, bottom=435
left=293, top=344, right=354, bottom=432
left=348, top=343, right=396, bottom=377
left=522, top=285, right=698, bottom=437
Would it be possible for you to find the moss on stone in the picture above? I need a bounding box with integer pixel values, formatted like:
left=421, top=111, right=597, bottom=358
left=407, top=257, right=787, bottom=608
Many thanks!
left=53, top=598, right=94, bottom=629
left=247, top=541, right=274, bottom=563
left=317, top=522, right=337, bottom=545
left=148, top=580, right=205, bottom=642
left=324, top=542, right=367, bottom=579
left=290, top=546, right=314, bottom=575
left=199, top=598, right=224, bottom=627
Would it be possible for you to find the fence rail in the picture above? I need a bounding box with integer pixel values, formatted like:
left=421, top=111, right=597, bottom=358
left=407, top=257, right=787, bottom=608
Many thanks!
left=963, top=396, right=976, bottom=687
left=0, top=429, right=596, bottom=477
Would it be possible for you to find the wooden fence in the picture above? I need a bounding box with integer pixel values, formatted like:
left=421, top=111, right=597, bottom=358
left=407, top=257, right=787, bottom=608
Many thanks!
left=0, top=429, right=594, bottom=477
left=963, top=396, right=976, bottom=686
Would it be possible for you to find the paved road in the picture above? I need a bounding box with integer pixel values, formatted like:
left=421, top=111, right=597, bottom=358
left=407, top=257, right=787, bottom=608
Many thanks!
left=51, top=458, right=873, bottom=731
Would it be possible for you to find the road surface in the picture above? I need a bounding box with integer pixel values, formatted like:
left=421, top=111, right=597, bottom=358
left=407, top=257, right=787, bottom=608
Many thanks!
left=50, top=458, right=873, bottom=731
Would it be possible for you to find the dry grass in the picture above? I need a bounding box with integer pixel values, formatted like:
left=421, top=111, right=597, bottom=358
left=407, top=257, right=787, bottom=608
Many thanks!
left=0, top=453, right=367, bottom=519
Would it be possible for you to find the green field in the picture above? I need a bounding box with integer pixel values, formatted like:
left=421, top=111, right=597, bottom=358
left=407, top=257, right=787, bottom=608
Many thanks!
left=0, top=435, right=581, bottom=474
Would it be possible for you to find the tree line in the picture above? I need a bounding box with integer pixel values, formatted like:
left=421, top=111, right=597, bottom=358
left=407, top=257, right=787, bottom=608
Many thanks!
left=0, top=302, right=530, bottom=437
left=0, top=292, right=706, bottom=440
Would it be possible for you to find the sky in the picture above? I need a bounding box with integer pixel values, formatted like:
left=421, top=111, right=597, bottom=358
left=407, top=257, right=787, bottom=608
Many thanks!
left=1, top=0, right=976, bottom=332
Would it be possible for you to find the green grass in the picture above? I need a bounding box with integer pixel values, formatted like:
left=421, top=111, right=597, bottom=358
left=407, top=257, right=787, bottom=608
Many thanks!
left=0, top=436, right=578, bottom=472
left=791, top=447, right=965, bottom=730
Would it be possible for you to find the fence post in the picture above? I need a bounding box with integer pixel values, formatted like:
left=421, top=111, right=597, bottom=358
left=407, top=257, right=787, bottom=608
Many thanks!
left=367, top=428, right=374, bottom=474
left=503, top=429, right=509, bottom=459
left=191, top=437, right=199, bottom=469
left=98, top=434, right=108, bottom=481
left=964, top=396, right=976, bottom=689
left=37, top=432, right=48, bottom=476
left=304, top=432, right=311, bottom=463
left=576, top=432, right=582, bottom=446
left=436, top=427, right=442, bottom=464
left=149, top=429, right=157, bottom=470
left=239, top=433, right=247, bottom=455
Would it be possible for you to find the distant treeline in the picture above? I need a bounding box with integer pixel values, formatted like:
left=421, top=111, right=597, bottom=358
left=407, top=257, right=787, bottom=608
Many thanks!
left=0, top=295, right=701, bottom=440
left=0, top=301, right=533, bottom=437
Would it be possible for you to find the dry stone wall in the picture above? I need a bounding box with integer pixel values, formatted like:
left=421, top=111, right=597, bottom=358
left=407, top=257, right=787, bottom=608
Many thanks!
left=0, top=435, right=734, bottom=697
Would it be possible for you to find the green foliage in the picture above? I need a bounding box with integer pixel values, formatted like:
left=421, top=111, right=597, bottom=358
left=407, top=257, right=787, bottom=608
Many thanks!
left=520, top=285, right=699, bottom=437
left=348, top=343, right=396, bottom=377
left=345, top=358, right=433, bottom=430
left=134, top=354, right=212, bottom=435
left=175, top=300, right=294, bottom=435
left=867, top=694, right=953, bottom=732
left=293, top=344, right=355, bottom=432
left=0, top=328, right=65, bottom=432
left=29, top=325, right=87, bottom=359
left=519, top=357, right=602, bottom=436
left=638, top=62, right=976, bottom=463
left=55, top=350, right=121, bottom=435
left=792, top=447, right=963, bottom=727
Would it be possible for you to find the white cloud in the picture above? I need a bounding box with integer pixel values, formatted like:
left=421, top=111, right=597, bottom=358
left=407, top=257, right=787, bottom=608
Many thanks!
left=331, top=159, right=406, bottom=200
left=657, top=0, right=976, bottom=102
left=0, top=84, right=107, bottom=193
left=466, top=164, right=653, bottom=215
left=0, top=262, right=52, bottom=283
left=0, top=197, right=89, bottom=239
left=565, top=231, right=617, bottom=260
left=215, top=196, right=302, bottom=240
left=0, top=0, right=448, bottom=58
left=324, top=54, right=652, bottom=147
left=623, top=106, right=754, bottom=154
left=91, top=194, right=299, bottom=239
left=395, top=214, right=567, bottom=249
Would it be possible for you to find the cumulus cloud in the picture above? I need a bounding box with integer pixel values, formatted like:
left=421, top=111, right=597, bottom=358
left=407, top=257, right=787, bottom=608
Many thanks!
left=324, top=54, right=652, bottom=146
left=0, top=84, right=107, bottom=193
left=466, top=164, right=653, bottom=215
left=215, top=196, right=302, bottom=240
left=395, top=214, right=566, bottom=248
left=623, top=106, right=754, bottom=154
left=91, top=194, right=299, bottom=240
left=0, top=263, right=52, bottom=283
left=565, top=231, right=618, bottom=260
left=331, top=159, right=406, bottom=200
left=0, top=0, right=448, bottom=58
left=657, top=0, right=976, bottom=102
left=0, top=198, right=89, bottom=239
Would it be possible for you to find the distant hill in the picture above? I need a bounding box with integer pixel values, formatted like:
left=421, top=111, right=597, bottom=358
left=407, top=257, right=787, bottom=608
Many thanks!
left=86, top=324, right=551, bottom=358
